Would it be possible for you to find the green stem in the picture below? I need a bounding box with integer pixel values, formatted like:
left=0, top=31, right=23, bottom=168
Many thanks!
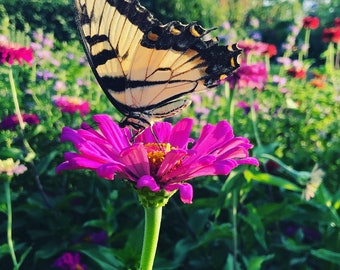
left=224, top=83, right=234, bottom=125
left=249, top=90, right=262, bottom=147
left=232, top=189, right=238, bottom=270
left=8, top=67, right=36, bottom=159
left=304, top=28, right=310, bottom=59
left=4, top=180, right=19, bottom=270
left=265, top=54, right=270, bottom=73
left=328, top=42, right=335, bottom=74
left=140, top=206, right=162, bottom=270
left=9, top=67, right=25, bottom=130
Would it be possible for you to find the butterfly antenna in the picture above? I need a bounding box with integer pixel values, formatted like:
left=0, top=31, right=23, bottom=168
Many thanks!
left=150, top=124, right=162, bottom=149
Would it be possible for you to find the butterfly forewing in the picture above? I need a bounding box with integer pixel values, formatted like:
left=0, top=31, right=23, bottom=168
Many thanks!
left=74, top=0, right=242, bottom=129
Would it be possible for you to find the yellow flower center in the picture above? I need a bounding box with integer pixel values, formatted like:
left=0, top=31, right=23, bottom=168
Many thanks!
left=143, top=143, right=179, bottom=177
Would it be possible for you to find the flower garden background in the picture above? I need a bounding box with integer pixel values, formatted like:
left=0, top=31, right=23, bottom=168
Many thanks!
left=0, top=0, right=340, bottom=269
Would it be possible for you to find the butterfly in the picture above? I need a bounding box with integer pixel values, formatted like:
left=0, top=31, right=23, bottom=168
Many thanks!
left=74, top=0, right=241, bottom=131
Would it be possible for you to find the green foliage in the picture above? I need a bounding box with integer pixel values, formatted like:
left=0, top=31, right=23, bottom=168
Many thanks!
left=0, top=0, right=339, bottom=269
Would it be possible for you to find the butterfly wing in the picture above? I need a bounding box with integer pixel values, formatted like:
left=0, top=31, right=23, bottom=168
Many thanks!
left=74, top=0, right=241, bottom=128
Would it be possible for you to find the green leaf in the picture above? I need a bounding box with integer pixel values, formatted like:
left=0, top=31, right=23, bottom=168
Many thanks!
left=246, top=254, right=275, bottom=270
left=0, top=244, right=9, bottom=259
left=79, top=245, right=125, bottom=269
left=240, top=204, right=267, bottom=250
left=244, top=170, right=302, bottom=191
left=223, top=254, right=242, bottom=270
left=35, top=150, right=59, bottom=175
left=311, top=249, right=340, bottom=265
left=17, top=246, right=32, bottom=268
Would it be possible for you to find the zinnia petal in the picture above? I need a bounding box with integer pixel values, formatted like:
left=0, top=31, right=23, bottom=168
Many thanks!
left=169, top=118, right=194, bottom=148
left=137, top=175, right=160, bottom=191
left=93, top=114, right=131, bottom=150
left=119, top=143, right=150, bottom=180
left=164, top=183, right=193, bottom=204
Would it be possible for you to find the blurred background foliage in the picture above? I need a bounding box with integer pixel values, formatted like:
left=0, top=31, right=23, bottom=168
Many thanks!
left=0, top=0, right=339, bottom=54
left=0, top=0, right=340, bottom=269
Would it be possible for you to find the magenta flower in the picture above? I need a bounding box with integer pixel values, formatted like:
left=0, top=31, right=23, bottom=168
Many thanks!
left=0, top=39, right=34, bottom=66
left=1, top=114, right=40, bottom=130
left=52, top=95, right=90, bottom=116
left=226, top=61, right=267, bottom=90
left=52, top=252, right=86, bottom=270
left=56, top=115, right=258, bottom=204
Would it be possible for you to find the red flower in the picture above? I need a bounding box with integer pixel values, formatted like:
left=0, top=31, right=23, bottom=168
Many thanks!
left=0, top=114, right=40, bottom=130
left=322, top=27, right=340, bottom=43
left=334, top=18, right=340, bottom=28
left=264, top=44, right=277, bottom=57
left=302, top=16, right=319, bottom=29
left=287, top=67, right=306, bottom=79
left=0, top=38, right=34, bottom=66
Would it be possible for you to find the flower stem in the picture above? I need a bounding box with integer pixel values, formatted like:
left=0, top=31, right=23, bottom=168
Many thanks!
left=249, top=89, right=262, bottom=147
left=140, top=206, right=162, bottom=270
left=9, top=67, right=25, bottom=130
left=303, top=28, right=311, bottom=59
left=224, top=83, right=234, bottom=125
left=4, top=180, right=19, bottom=270
left=232, top=189, right=238, bottom=270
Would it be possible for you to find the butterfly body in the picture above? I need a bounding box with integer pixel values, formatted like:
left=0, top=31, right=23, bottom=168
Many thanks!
left=74, top=0, right=241, bottom=130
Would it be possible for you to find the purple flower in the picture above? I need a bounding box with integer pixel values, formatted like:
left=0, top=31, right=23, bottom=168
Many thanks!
left=83, top=231, right=108, bottom=246
left=276, top=57, right=292, bottom=67
left=36, top=50, right=51, bottom=60
left=272, top=75, right=287, bottom=86
left=36, top=70, right=56, bottom=81
left=237, top=100, right=259, bottom=114
left=43, top=37, right=54, bottom=48
left=56, top=115, right=258, bottom=204
left=1, top=114, right=40, bottom=130
left=54, top=81, right=67, bottom=92
left=32, top=31, right=44, bottom=43
left=52, top=252, right=86, bottom=270
left=221, top=21, right=231, bottom=30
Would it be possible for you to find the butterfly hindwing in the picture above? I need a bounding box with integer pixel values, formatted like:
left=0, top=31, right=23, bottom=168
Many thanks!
left=74, top=0, right=241, bottom=129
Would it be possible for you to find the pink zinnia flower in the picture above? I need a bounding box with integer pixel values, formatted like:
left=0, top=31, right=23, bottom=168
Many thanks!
left=52, top=95, right=90, bottom=116
left=0, top=39, right=34, bottom=66
left=302, top=16, right=319, bottom=29
left=238, top=40, right=268, bottom=56
left=52, top=252, right=86, bottom=270
left=227, top=61, right=267, bottom=90
left=56, top=115, right=258, bottom=204
left=0, top=114, right=40, bottom=130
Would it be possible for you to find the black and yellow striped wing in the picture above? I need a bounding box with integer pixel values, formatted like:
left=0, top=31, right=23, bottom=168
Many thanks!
left=74, top=0, right=241, bottom=130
